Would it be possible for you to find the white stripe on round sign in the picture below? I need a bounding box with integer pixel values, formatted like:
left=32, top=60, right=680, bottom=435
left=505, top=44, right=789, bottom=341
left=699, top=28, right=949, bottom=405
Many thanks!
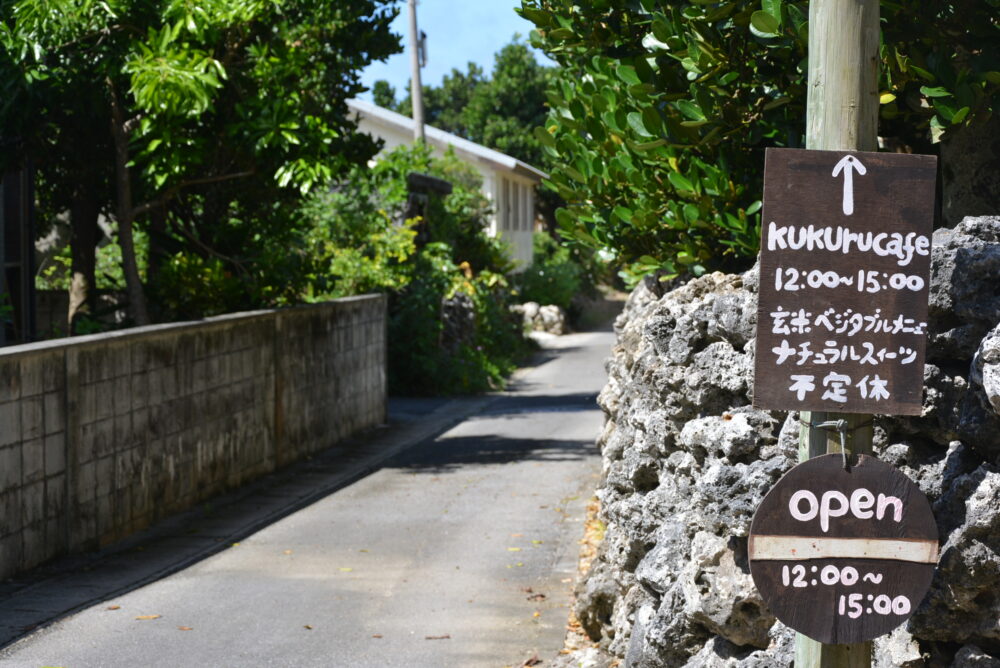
left=749, top=535, right=938, bottom=563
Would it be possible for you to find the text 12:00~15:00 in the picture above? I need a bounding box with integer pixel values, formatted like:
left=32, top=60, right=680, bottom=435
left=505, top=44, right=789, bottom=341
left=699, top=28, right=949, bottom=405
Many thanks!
left=775, top=268, right=925, bottom=293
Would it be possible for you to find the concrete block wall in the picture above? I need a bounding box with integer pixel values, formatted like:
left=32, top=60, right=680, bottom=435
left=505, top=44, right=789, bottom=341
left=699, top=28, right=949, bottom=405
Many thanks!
left=0, top=295, right=386, bottom=579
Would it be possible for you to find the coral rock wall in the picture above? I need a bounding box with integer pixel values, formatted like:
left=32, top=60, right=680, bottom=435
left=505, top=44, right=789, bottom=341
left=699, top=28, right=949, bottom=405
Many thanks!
left=578, top=217, right=1000, bottom=667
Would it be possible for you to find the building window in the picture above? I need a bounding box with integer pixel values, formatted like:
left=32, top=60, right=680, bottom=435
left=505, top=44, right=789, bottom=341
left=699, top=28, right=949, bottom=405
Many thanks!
left=502, top=178, right=510, bottom=230
left=512, top=180, right=521, bottom=231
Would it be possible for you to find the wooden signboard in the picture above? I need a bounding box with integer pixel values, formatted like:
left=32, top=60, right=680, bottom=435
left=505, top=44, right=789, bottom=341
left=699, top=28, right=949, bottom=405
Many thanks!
left=753, top=148, right=937, bottom=415
left=748, top=454, right=938, bottom=644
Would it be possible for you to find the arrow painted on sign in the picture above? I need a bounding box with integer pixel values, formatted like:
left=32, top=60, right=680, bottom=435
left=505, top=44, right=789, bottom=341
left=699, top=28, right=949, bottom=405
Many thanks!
left=831, top=155, right=867, bottom=216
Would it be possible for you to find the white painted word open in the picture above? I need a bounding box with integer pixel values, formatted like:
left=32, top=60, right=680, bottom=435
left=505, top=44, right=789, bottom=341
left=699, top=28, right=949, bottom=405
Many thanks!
left=788, top=488, right=903, bottom=532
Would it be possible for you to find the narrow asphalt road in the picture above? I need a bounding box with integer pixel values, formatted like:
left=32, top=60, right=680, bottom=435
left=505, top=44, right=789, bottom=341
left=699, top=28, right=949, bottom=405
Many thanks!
left=0, top=327, right=613, bottom=668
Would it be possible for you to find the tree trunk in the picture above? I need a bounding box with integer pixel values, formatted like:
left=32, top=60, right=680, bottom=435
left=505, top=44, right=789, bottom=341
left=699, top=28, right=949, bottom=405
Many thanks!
left=108, top=80, right=150, bottom=326
left=67, top=191, right=99, bottom=334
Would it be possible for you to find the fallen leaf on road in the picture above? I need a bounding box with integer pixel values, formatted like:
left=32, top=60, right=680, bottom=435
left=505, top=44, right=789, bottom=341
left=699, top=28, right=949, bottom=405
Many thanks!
left=372, top=634, right=383, bottom=639
left=339, top=567, right=353, bottom=572
left=231, top=542, right=240, bottom=547
left=523, top=654, right=542, bottom=666
left=304, top=625, right=313, bottom=630
left=135, top=615, right=160, bottom=620
left=359, top=549, right=369, bottom=553
left=561, top=578, right=573, bottom=583
left=510, top=533, right=523, bottom=537
left=507, top=547, right=521, bottom=552
left=425, top=635, right=450, bottom=640
left=533, top=611, right=541, bottom=618
left=106, top=605, right=120, bottom=611
left=527, top=593, right=546, bottom=601
left=283, top=550, right=293, bottom=555
left=531, top=540, right=543, bottom=545
left=177, top=626, right=193, bottom=631
left=522, top=587, right=534, bottom=593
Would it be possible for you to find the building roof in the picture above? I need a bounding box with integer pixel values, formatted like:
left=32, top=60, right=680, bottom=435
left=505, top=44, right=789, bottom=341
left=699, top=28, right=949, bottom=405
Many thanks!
left=347, top=98, right=547, bottom=182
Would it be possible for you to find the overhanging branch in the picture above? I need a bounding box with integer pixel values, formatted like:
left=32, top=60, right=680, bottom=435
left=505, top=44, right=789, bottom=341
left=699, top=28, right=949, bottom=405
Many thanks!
left=131, top=169, right=255, bottom=218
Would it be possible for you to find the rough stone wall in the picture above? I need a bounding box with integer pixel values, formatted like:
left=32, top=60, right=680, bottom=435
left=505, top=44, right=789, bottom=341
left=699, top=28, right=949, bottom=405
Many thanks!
left=576, top=217, right=1000, bottom=667
left=0, top=295, right=386, bottom=580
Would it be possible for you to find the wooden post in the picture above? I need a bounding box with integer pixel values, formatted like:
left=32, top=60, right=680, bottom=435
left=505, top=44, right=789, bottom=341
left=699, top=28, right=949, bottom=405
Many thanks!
left=797, top=0, right=879, bottom=665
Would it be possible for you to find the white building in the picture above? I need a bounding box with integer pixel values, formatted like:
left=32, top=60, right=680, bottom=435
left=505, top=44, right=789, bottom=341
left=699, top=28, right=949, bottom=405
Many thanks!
left=347, top=98, right=546, bottom=268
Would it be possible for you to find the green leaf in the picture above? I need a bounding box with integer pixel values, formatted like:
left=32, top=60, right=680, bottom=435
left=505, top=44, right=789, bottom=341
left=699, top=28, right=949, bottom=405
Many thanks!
left=750, top=11, right=780, bottom=35
left=950, top=106, right=970, bottom=124
left=682, top=204, right=699, bottom=222
left=546, top=27, right=575, bottom=40
left=909, top=65, right=935, bottom=82
left=677, top=99, right=706, bottom=121
left=613, top=206, right=634, bottom=223
left=668, top=171, right=695, bottom=192
left=762, top=0, right=783, bottom=22
left=602, top=111, right=622, bottom=133
left=628, top=138, right=667, bottom=151
left=627, top=111, right=654, bottom=137
left=555, top=208, right=575, bottom=229
left=533, top=126, right=556, bottom=148
left=920, top=86, right=951, bottom=98
left=762, top=96, right=790, bottom=110
left=616, top=65, right=641, bottom=86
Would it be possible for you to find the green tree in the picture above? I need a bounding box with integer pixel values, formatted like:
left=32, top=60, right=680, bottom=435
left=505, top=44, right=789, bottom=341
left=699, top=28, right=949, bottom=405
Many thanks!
left=393, top=62, right=487, bottom=141
left=1, top=0, right=400, bottom=325
left=388, top=37, right=553, bottom=170
left=372, top=79, right=398, bottom=109
left=518, top=0, right=1000, bottom=285
left=386, top=37, right=559, bottom=229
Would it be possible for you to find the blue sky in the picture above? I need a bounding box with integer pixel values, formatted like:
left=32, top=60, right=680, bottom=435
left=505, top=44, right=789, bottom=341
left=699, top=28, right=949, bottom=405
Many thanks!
left=358, top=0, right=555, bottom=103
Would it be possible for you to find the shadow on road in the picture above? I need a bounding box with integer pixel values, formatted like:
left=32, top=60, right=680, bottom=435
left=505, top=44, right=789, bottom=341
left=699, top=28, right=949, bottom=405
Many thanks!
left=0, top=389, right=600, bottom=651
left=477, top=391, right=599, bottom=416
left=389, top=434, right=599, bottom=475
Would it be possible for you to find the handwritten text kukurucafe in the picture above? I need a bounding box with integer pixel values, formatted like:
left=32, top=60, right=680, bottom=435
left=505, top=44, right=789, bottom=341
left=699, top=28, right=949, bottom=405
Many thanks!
left=767, top=222, right=931, bottom=267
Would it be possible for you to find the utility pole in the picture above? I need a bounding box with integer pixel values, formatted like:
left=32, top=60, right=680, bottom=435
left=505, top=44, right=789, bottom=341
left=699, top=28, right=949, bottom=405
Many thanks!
left=408, top=0, right=425, bottom=142
left=796, top=0, right=880, bottom=666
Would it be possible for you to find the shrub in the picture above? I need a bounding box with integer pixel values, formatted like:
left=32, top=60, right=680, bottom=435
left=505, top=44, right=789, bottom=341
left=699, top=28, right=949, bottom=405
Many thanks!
left=516, top=232, right=584, bottom=311
left=300, top=144, right=531, bottom=395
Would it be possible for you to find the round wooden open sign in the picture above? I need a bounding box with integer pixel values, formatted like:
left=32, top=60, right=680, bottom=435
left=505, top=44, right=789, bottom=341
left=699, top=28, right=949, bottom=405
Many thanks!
left=749, top=454, right=938, bottom=644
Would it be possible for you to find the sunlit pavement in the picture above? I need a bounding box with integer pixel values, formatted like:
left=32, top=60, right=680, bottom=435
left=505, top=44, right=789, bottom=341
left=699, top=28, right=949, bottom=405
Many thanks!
left=0, top=327, right=613, bottom=668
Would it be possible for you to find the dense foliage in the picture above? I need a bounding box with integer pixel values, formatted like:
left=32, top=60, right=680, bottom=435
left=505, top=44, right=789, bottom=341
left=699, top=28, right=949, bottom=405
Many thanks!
left=376, top=38, right=567, bottom=227
left=301, top=145, right=529, bottom=395
left=1, top=0, right=400, bottom=324
left=384, top=38, right=553, bottom=170
left=515, top=233, right=584, bottom=312
left=518, top=0, right=1000, bottom=285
